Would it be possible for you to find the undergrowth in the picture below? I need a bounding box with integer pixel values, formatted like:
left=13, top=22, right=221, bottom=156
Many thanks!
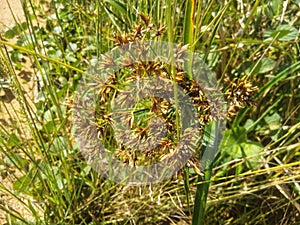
left=0, top=0, right=299, bottom=224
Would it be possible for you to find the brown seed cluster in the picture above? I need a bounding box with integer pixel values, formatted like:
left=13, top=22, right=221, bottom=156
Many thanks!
left=90, top=14, right=257, bottom=174
left=224, top=76, right=258, bottom=118
left=110, top=14, right=167, bottom=47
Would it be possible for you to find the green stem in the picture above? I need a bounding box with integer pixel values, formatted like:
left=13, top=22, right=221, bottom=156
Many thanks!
left=192, top=164, right=212, bottom=225
left=182, top=0, right=196, bottom=212
left=166, top=0, right=181, bottom=141
left=192, top=120, right=220, bottom=225
left=183, top=0, right=195, bottom=80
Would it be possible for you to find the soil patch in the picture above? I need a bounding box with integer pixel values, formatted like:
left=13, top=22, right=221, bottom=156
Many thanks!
left=0, top=0, right=40, bottom=223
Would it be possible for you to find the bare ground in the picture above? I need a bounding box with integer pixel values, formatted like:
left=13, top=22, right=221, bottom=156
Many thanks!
left=0, top=0, right=40, bottom=223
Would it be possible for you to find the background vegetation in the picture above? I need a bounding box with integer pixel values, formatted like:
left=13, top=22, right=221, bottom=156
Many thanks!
left=0, top=0, right=299, bottom=224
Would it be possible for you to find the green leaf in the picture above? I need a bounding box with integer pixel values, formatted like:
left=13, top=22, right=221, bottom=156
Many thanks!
left=105, top=0, right=137, bottom=25
left=269, top=0, right=282, bottom=16
left=105, top=0, right=127, bottom=14
left=264, top=112, right=281, bottom=130
left=255, top=61, right=300, bottom=98
left=81, top=165, right=92, bottom=177
left=259, top=58, right=276, bottom=74
left=56, top=174, right=66, bottom=190
left=58, top=76, right=68, bottom=85
left=220, top=127, right=263, bottom=168
left=5, top=154, right=27, bottom=168
left=43, top=110, right=54, bottom=122
left=20, top=22, right=28, bottom=31
left=221, top=127, right=247, bottom=151
left=44, top=120, right=56, bottom=133
left=13, top=175, right=32, bottom=193
left=4, top=22, right=27, bottom=39
left=247, top=58, right=276, bottom=75
left=241, top=141, right=263, bottom=167
left=10, top=51, right=23, bottom=63
left=66, top=52, right=77, bottom=62
left=15, top=63, right=23, bottom=70
left=4, top=29, right=15, bottom=39
left=68, top=42, right=77, bottom=52
left=264, top=24, right=299, bottom=41
left=241, top=141, right=263, bottom=159
left=7, top=133, right=21, bottom=147
left=244, top=119, right=254, bottom=130
left=13, top=169, right=41, bottom=195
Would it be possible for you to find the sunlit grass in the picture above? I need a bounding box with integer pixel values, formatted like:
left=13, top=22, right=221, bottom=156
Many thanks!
left=0, top=0, right=299, bottom=224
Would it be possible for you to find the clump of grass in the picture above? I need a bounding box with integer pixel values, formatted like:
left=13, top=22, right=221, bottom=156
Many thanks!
left=73, top=14, right=207, bottom=179
left=0, top=0, right=299, bottom=224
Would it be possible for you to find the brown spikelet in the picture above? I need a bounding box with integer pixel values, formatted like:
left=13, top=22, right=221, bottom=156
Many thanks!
left=88, top=14, right=258, bottom=176
left=224, top=76, right=258, bottom=118
left=140, top=13, right=150, bottom=26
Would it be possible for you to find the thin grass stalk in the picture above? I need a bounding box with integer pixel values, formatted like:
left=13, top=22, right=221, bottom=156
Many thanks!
left=166, top=0, right=174, bottom=43
left=2, top=2, right=78, bottom=218
left=96, top=0, right=102, bottom=58
left=101, top=1, right=123, bottom=33
left=0, top=45, right=45, bottom=151
left=201, top=3, right=230, bottom=64
left=0, top=49, right=47, bottom=223
left=183, top=0, right=195, bottom=80
left=165, top=0, right=181, bottom=144
left=182, top=0, right=196, bottom=214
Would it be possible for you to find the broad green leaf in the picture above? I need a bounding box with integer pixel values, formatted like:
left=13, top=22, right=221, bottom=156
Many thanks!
left=259, top=58, right=276, bottom=74
left=105, top=0, right=137, bottom=24
left=255, top=61, right=300, bottom=98
left=10, top=51, right=23, bottom=63
left=220, top=127, right=263, bottom=168
left=56, top=174, right=66, bottom=190
left=58, top=76, right=68, bottom=85
left=221, top=127, right=247, bottom=152
left=241, top=141, right=263, bottom=167
left=264, top=112, right=281, bottom=130
left=270, top=0, right=282, bottom=15
left=68, top=42, right=77, bottom=52
left=244, top=119, right=254, bottom=130
left=81, top=165, right=92, bottom=177
left=247, top=58, right=276, bottom=75
left=13, top=168, right=39, bottom=195
left=264, top=24, right=299, bottom=41
left=44, top=120, right=56, bottom=133
left=4, top=29, right=15, bottom=39
left=3, top=22, right=27, bottom=39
